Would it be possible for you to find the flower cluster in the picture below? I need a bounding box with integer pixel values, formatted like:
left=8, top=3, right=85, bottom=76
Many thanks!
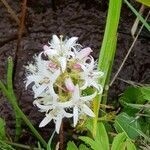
left=25, top=35, right=104, bottom=133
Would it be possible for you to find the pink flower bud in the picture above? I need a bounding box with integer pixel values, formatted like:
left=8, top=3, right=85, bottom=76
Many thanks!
left=73, top=63, right=81, bottom=70
left=77, top=47, right=93, bottom=60
left=48, top=62, right=57, bottom=69
left=65, top=78, right=75, bottom=92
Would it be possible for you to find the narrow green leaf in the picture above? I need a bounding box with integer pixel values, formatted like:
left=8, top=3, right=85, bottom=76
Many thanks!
left=79, top=136, right=100, bottom=150
left=47, top=131, right=55, bottom=150
left=0, top=118, right=6, bottom=140
left=126, top=139, right=137, bottom=150
left=38, top=142, right=44, bottom=150
left=94, top=0, right=122, bottom=137
left=79, top=144, right=89, bottom=150
left=85, top=120, right=109, bottom=150
left=0, top=140, right=15, bottom=150
left=95, top=122, right=109, bottom=150
left=139, top=87, right=150, bottom=101
left=67, top=141, right=78, bottom=150
left=136, top=0, right=150, bottom=7
left=111, top=132, right=126, bottom=150
left=124, top=0, right=150, bottom=31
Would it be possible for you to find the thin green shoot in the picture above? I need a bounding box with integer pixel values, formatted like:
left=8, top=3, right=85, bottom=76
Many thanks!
left=124, top=0, right=150, bottom=31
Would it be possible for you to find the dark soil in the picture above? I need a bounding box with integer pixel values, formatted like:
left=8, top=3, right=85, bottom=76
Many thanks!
left=0, top=0, right=150, bottom=146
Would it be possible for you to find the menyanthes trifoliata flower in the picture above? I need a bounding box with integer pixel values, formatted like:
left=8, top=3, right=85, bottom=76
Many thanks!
left=25, top=35, right=104, bottom=133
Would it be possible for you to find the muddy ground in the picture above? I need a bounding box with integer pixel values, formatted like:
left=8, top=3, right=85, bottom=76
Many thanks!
left=0, top=0, right=150, bottom=146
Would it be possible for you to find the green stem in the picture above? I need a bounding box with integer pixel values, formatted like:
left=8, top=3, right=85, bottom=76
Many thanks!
left=5, top=141, right=39, bottom=150
left=7, top=57, right=22, bottom=141
left=92, top=0, right=122, bottom=137
left=5, top=87, right=47, bottom=147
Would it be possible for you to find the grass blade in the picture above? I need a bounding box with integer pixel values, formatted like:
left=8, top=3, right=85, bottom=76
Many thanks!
left=124, top=0, right=150, bottom=31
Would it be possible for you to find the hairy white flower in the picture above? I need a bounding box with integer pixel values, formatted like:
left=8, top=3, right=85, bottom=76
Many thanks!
left=25, top=34, right=104, bottom=133
left=80, top=57, right=104, bottom=93
left=70, top=85, right=96, bottom=127
left=39, top=107, right=72, bottom=133
left=43, top=35, right=79, bottom=72
left=25, top=54, right=60, bottom=98
left=34, top=96, right=72, bottom=133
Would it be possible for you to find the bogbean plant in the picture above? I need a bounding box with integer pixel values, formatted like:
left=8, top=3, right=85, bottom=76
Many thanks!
left=0, top=0, right=150, bottom=149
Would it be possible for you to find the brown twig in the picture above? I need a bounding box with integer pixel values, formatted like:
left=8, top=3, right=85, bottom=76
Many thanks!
left=13, top=0, right=27, bottom=80
left=1, top=0, right=20, bottom=25
left=59, top=121, right=64, bottom=150
left=110, top=11, right=150, bottom=86
left=16, top=0, right=27, bottom=52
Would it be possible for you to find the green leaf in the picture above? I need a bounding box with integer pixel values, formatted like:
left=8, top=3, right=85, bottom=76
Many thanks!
left=111, top=132, right=137, bottom=150
left=94, top=0, right=122, bottom=136
left=67, top=141, right=78, bottom=150
left=136, top=0, right=150, bottom=7
left=119, top=87, right=144, bottom=115
left=139, top=87, right=150, bottom=101
left=0, top=140, right=15, bottom=150
left=47, top=131, right=55, bottom=150
left=79, top=144, right=89, bottom=150
left=126, top=139, right=136, bottom=150
left=80, top=122, right=109, bottom=150
left=79, top=136, right=99, bottom=150
left=95, top=122, right=109, bottom=150
left=120, top=87, right=144, bottom=104
left=0, top=118, right=6, bottom=140
left=111, top=132, right=126, bottom=150
left=114, top=112, right=141, bottom=139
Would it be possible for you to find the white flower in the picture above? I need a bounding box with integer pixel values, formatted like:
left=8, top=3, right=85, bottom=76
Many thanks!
left=25, top=54, right=61, bottom=98
left=70, top=85, right=97, bottom=127
left=39, top=107, right=72, bottom=133
left=25, top=34, right=104, bottom=133
left=75, top=47, right=93, bottom=60
left=43, top=35, right=80, bottom=72
left=34, top=97, right=72, bottom=134
left=80, top=57, right=104, bottom=93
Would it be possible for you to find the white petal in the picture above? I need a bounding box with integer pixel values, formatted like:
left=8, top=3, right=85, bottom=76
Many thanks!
left=73, top=106, right=79, bottom=127
left=83, top=104, right=95, bottom=117
left=33, top=100, right=52, bottom=112
left=72, top=85, right=80, bottom=101
left=93, top=71, right=104, bottom=77
left=55, top=116, right=62, bottom=134
left=48, top=84, right=58, bottom=99
left=52, top=35, right=60, bottom=45
left=26, top=74, right=41, bottom=88
left=65, top=37, right=78, bottom=50
left=64, top=112, right=73, bottom=118
left=58, top=100, right=73, bottom=108
left=91, top=81, right=101, bottom=91
left=77, top=47, right=93, bottom=60
left=80, top=81, right=88, bottom=90
left=58, top=57, right=67, bottom=72
left=39, top=115, right=52, bottom=127
left=34, top=84, right=47, bottom=98
left=81, top=91, right=97, bottom=102
left=51, top=69, right=61, bottom=82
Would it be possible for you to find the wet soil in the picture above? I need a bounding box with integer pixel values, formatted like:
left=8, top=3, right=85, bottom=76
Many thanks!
left=0, top=0, right=150, bottom=146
